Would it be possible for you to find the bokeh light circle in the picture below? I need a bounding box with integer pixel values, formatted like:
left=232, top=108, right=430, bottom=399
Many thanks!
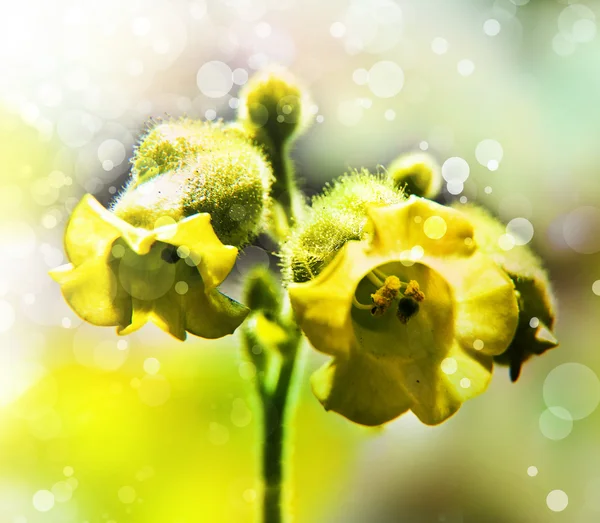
left=539, top=407, right=573, bottom=440
left=543, top=363, right=600, bottom=420
left=144, top=357, right=161, bottom=375
left=562, top=206, right=600, bottom=254
left=98, top=139, right=126, bottom=166
left=424, top=216, right=447, bottom=240
left=441, top=157, right=470, bottom=183
left=197, top=61, right=233, bottom=98
left=484, top=19, right=501, bottom=36
left=506, top=217, right=534, bottom=245
left=547, top=490, right=568, bottom=512
left=475, top=139, right=504, bottom=167
left=457, top=59, right=475, bottom=77
left=431, top=37, right=448, bottom=54
left=118, top=485, right=137, bottom=504
left=33, top=490, right=55, bottom=512
left=558, top=4, right=596, bottom=43
left=138, top=375, right=171, bottom=406
left=367, top=61, right=404, bottom=98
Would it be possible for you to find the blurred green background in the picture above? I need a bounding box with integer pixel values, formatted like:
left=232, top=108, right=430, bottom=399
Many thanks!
left=1, top=0, right=600, bottom=521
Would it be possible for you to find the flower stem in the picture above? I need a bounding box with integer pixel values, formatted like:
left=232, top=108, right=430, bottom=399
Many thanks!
left=244, top=315, right=302, bottom=523
left=260, top=347, right=299, bottom=523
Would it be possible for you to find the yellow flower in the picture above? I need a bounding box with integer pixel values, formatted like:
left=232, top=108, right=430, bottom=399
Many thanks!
left=50, top=194, right=247, bottom=340
left=289, top=197, right=519, bottom=426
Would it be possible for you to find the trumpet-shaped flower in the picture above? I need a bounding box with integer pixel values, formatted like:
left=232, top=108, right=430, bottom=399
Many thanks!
left=289, top=197, right=519, bottom=426
left=50, top=195, right=247, bottom=340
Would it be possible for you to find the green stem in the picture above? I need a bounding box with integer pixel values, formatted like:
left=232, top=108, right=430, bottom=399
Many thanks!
left=269, top=145, right=297, bottom=223
left=246, top=131, right=302, bottom=523
left=261, top=347, right=299, bottom=523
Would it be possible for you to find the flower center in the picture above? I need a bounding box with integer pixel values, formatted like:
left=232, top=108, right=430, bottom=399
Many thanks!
left=353, top=272, right=425, bottom=324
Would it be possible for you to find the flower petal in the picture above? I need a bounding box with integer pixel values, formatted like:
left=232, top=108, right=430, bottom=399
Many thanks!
left=424, top=252, right=518, bottom=356
left=149, top=292, right=187, bottom=341
left=399, top=341, right=493, bottom=425
left=118, top=299, right=152, bottom=336
left=368, top=196, right=475, bottom=258
left=181, top=273, right=248, bottom=339
left=311, top=350, right=412, bottom=426
left=65, top=194, right=159, bottom=262
left=50, top=260, right=131, bottom=327
left=64, top=195, right=123, bottom=265
left=155, top=213, right=238, bottom=290
left=117, top=264, right=248, bottom=340
left=289, top=242, right=371, bottom=357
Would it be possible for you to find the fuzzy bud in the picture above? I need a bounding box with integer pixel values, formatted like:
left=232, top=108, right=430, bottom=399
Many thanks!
left=281, top=170, right=405, bottom=283
left=238, top=67, right=308, bottom=147
left=387, top=152, right=442, bottom=199
left=113, top=120, right=273, bottom=248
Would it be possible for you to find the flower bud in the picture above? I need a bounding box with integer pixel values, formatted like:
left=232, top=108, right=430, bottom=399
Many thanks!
left=243, top=266, right=282, bottom=316
left=454, top=204, right=558, bottom=381
left=387, top=152, right=442, bottom=199
left=113, top=120, right=273, bottom=248
left=131, top=119, right=251, bottom=185
left=238, top=69, right=310, bottom=224
left=281, top=170, right=405, bottom=283
left=238, top=67, right=308, bottom=147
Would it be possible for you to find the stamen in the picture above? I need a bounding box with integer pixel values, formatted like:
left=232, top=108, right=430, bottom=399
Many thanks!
left=405, top=280, right=425, bottom=302
left=366, top=271, right=384, bottom=288
left=355, top=272, right=426, bottom=320
left=372, top=268, right=388, bottom=283
left=371, top=276, right=402, bottom=316
left=352, top=296, right=373, bottom=311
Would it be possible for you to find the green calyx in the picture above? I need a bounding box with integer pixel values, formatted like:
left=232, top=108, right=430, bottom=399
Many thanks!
left=112, top=119, right=273, bottom=248
left=281, top=170, right=406, bottom=283
left=454, top=203, right=558, bottom=381
left=387, top=152, right=442, bottom=199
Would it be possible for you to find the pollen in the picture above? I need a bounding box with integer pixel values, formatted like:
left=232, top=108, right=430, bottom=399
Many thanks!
left=371, top=276, right=402, bottom=316
left=404, top=280, right=425, bottom=302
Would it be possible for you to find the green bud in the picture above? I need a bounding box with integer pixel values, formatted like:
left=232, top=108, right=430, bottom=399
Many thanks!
left=242, top=267, right=302, bottom=388
left=455, top=204, right=558, bottom=381
left=282, top=170, right=405, bottom=283
left=131, top=119, right=250, bottom=185
left=387, top=152, right=442, bottom=199
left=238, top=69, right=310, bottom=225
left=238, top=67, right=308, bottom=146
left=243, top=266, right=282, bottom=316
left=112, top=120, right=273, bottom=248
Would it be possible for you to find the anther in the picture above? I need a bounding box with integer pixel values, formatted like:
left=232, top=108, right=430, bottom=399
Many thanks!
left=371, top=276, right=402, bottom=316
left=404, top=280, right=425, bottom=302
left=397, top=297, right=420, bottom=324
